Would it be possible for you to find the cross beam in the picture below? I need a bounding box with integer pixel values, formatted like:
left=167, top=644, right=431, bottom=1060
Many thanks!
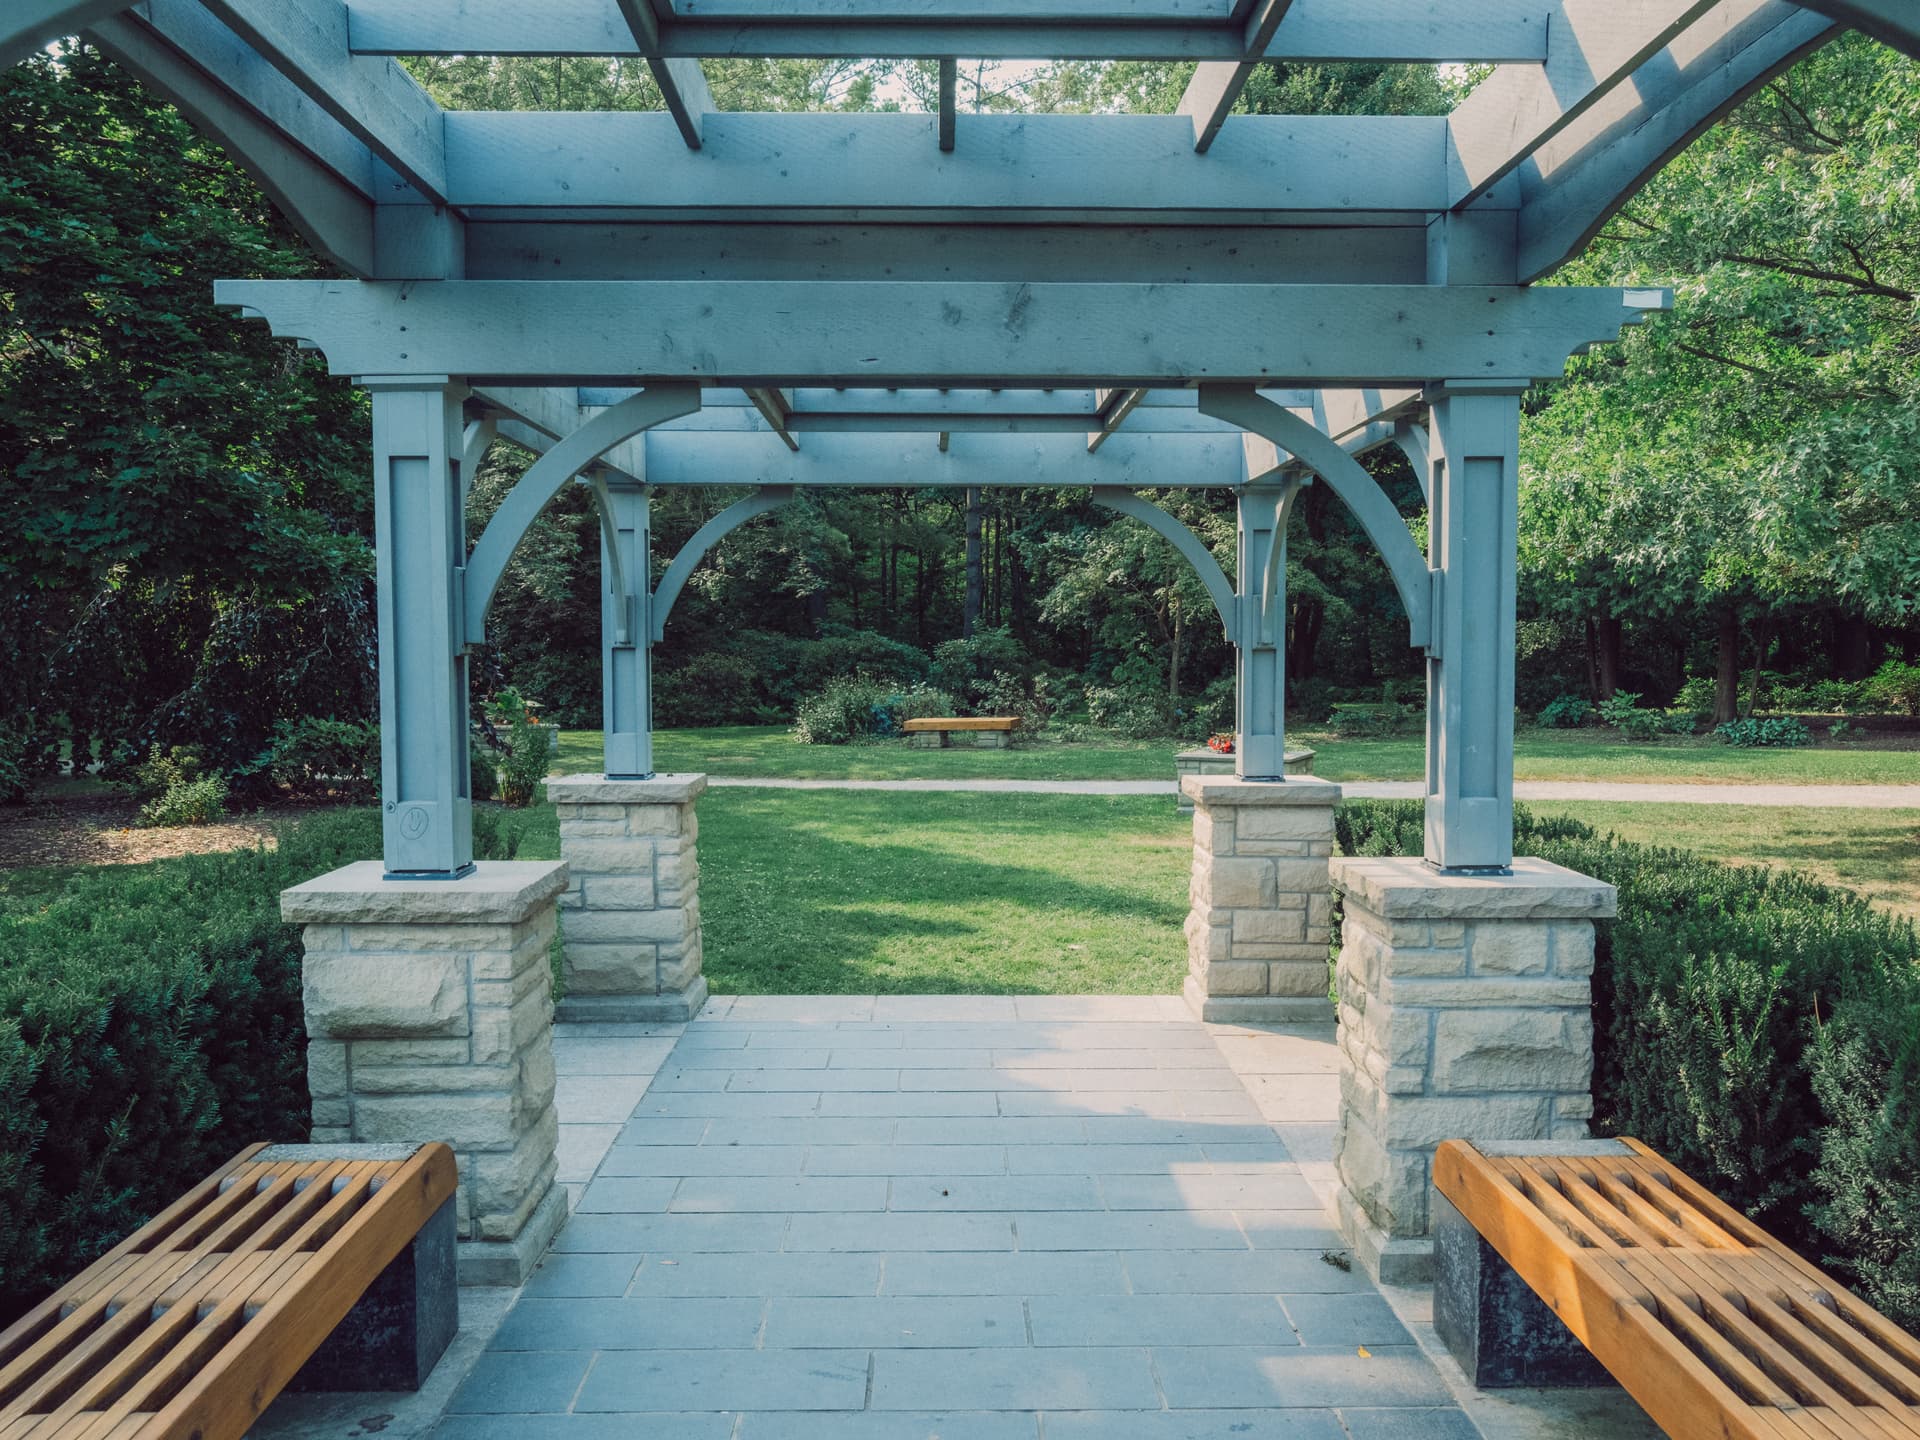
left=216, top=280, right=1670, bottom=386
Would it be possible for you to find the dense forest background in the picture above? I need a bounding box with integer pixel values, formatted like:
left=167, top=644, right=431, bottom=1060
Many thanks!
left=2, top=38, right=1917, bottom=790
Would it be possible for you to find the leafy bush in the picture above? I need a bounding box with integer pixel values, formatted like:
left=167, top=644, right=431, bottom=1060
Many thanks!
left=1769, top=677, right=1869, bottom=715
left=1536, top=694, right=1593, bottom=729
left=1715, top=716, right=1812, bottom=748
left=1084, top=685, right=1176, bottom=740
left=1657, top=709, right=1701, bottom=736
left=255, top=716, right=379, bottom=802
left=1870, top=660, right=1920, bottom=717
left=1594, top=690, right=1665, bottom=741
left=1325, top=703, right=1410, bottom=739
left=792, top=675, right=958, bottom=745
left=929, top=628, right=1032, bottom=710
left=1331, top=798, right=1920, bottom=1332
left=485, top=687, right=554, bottom=807
left=128, top=745, right=228, bottom=827
left=1672, top=676, right=1718, bottom=716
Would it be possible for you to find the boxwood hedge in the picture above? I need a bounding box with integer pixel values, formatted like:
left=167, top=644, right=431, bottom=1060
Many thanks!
left=1334, top=799, right=1920, bottom=1332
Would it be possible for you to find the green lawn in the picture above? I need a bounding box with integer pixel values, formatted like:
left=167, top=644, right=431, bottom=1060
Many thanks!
left=551, top=724, right=1920, bottom=786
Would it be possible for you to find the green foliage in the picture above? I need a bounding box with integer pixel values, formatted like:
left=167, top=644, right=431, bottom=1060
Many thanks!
left=1331, top=798, right=1920, bottom=1331
left=128, top=745, right=227, bottom=827
left=1871, top=660, right=1920, bottom=717
left=487, top=688, right=554, bottom=808
left=255, top=717, right=379, bottom=802
left=1715, top=716, right=1812, bottom=748
left=1536, top=694, right=1594, bottom=729
left=1083, top=685, right=1176, bottom=740
left=1326, top=704, right=1411, bottom=739
left=792, top=676, right=957, bottom=745
left=0, top=49, right=376, bottom=781
left=929, top=628, right=1033, bottom=710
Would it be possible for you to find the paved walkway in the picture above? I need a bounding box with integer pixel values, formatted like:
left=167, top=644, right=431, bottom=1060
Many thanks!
left=707, top=776, right=1920, bottom=807
left=435, top=996, right=1479, bottom=1439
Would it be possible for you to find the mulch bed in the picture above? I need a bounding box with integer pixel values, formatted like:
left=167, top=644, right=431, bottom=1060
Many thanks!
left=0, top=784, right=299, bottom=870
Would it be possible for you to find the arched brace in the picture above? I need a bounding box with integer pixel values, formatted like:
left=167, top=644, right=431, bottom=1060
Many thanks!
left=1090, top=487, right=1238, bottom=645
left=651, top=486, right=799, bottom=643
left=1250, top=476, right=1307, bottom=647
left=1392, top=421, right=1431, bottom=504
left=1199, top=385, right=1432, bottom=650
left=460, top=417, right=497, bottom=508
left=464, top=384, right=701, bottom=645
left=585, top=472, right=634, bottom=646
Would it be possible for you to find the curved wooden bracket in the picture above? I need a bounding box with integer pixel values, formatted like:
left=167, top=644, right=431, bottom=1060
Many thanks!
left=1089, top=487, right=1238, bottom=645
left=1393, top=420, right=1431, bottom=504
left=464, top=384, right=700, bottom=644
left=1200, top=385, right=1432, bottom=649
left=651, top=485, right=799, bottom=642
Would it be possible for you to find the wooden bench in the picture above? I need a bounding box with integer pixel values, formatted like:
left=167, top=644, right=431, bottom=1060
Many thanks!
left=0, top=1141, right=458, bottom=1440
left=902, top=716, right=1021, bottom=749
left=1433, top=1137, right=1920, bottom=1440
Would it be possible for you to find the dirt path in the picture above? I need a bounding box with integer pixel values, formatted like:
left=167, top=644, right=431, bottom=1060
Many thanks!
left=0, top=788, right=287, bottom=870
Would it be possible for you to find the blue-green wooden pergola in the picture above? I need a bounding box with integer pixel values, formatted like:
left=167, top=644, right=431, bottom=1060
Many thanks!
left=9, top=0, right=1911, bottom=880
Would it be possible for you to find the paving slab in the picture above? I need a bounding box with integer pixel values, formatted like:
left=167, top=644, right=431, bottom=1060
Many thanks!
left=432, top=999, right=1486, bottom=1439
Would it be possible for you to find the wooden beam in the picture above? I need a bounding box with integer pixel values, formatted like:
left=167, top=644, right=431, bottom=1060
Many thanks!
left=612, top=0, right=713, bottom=149
left=1, top=0, right=134, bottom=66
left=1516, top=3, right=1835, bottom=278
left=87, top=9, right=376, bottom=274
left=473, top=385, right=649, bottom=483
left=344, top=0, right=1551, bottom=62
left=196, top=0, right=448, bottom=202
left=1179, top=0, right=1296, bottom=152
left=1788, top=0, right=1920, bottom=56
left=217, top=278, right=1669, bottom=387
left=745, top=386, right=799, bottom=450
left=1087, top=387, right=1147, bottom=453
left=639, top=429, right=1252, bottom=489
left=937, top=57, right=957, bottom=152
left=440, top=112, right=1452, bottom=219
left=1448, top=0, right=1721, bottom=209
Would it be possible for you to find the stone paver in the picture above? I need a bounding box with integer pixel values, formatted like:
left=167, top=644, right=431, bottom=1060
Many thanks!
left=432, top=996, right=1480, bottom=1437
left=701, top=775, right=1920, bottom=808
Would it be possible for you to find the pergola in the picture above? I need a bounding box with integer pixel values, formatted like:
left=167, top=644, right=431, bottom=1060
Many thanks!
left=10, top=0, right=1914, bottom=884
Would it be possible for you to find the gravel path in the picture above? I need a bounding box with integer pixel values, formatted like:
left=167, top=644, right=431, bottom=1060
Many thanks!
left=705, top=777, right=1920, bottom=808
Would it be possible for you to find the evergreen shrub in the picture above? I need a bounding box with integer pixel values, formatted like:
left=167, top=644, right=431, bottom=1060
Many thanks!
left=254, top=716, right=379, bottom=801
left=792, top=676, right=956, bottom=744
left=1332, top=798, right=1920, bottom=1333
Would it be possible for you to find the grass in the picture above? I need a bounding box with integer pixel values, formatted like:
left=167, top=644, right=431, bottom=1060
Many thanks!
left=1549, top=802, right=1920, bottom=920
left=550, top=724, right=1920, bottom=786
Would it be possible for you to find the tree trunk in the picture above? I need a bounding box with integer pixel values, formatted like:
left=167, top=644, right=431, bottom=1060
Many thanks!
left=963, top=487, right=983, bottom=639
left=1169, top=594, right=1183, bottom=702
left=1594, top=614, right=1622, bottom=699
left=1747, top=617, right=1772, bottom=718
left=1714, top=606, right=1741, bottom=724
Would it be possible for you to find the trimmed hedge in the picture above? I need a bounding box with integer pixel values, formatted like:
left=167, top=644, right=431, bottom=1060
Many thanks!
left=1333, top=799, right=1920, bottom=1333
left=0, top=807, right=546, bottom=1322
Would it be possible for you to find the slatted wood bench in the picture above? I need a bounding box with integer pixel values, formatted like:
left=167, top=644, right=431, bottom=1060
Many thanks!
left=902, top=716, right=1020, bottom=749
left=1433, top=1137, right=1920, bottom=1440
left=0, top=1141, right=458, bottom=1440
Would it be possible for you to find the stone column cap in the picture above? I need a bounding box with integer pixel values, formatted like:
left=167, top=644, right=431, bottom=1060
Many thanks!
left=1330, top=856, right=1617, bottom=920
left=1175, top=747, right=1315, bottom=764
left=1181, top=774, right=1342, bottom=807
left=281, top=859, right=571, bottom=925
left=545, top=772, right=708, bottom=805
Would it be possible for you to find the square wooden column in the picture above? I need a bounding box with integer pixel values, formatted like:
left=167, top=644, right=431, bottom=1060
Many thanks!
left=1422, top=381, right=1524, bottom=873
left=366, top=377, right=474, bottom=879
left=600, top=479, right=654, bottom=780
left=1234, top=477, right=1303, bottom=781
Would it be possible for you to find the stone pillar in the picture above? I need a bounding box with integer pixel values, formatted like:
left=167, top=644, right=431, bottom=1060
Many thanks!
left=1330, top=856, right=1616, bottom=1284
left=1182, top=776, right=1341, bottom=1023
left=546, top=773, right=707, bottom=1022
left=281, top=861, right=571, bottom=1287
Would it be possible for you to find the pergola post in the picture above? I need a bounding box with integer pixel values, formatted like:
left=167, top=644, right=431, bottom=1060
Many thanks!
left=1421, top=380, right=1525, bottom=873
left=598, top=477, right=654, bottom=780
left=1233, top=476, right=1304, bottom=781
left=366, top=377, right=475, bottom=879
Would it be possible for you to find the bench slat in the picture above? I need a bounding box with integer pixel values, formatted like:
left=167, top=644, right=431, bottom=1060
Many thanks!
left=1436, top=1140, right=1920, bottom=1440
left=0, top=1147, right=456, bottom=1440
left=900, top=717, right=1020, bottom=732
